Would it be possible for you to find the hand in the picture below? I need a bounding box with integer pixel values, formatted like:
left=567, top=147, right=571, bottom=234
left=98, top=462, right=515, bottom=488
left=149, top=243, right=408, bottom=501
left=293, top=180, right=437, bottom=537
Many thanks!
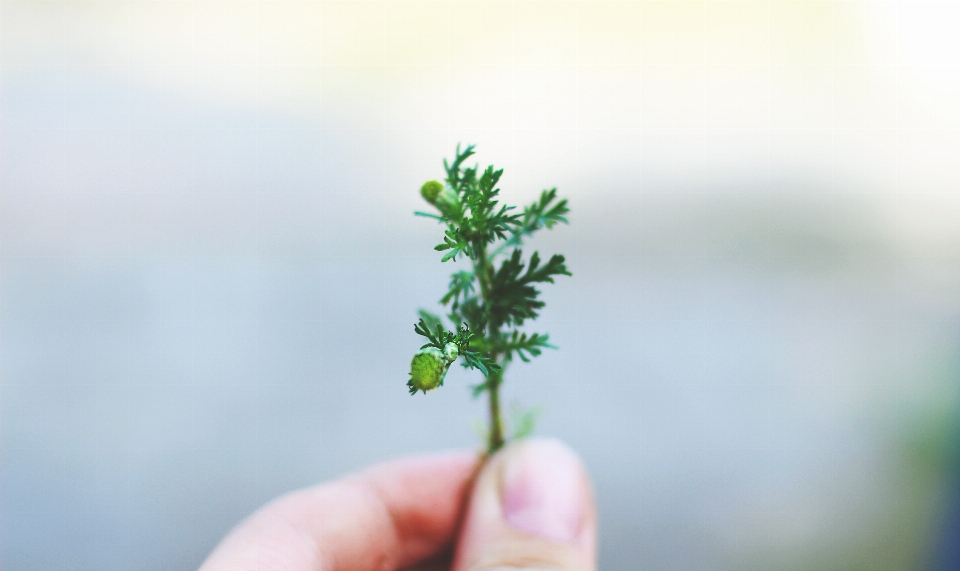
left=199, top=438, right=596, bottom=571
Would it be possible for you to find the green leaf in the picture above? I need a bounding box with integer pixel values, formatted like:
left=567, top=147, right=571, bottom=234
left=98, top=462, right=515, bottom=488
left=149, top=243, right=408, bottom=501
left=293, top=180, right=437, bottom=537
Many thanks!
left=444, top=143, right=476, bottom=190
left=440, top=271, right=475, bottom=309
left=510, top=403, right=540, bottom=439
left=471, top=380, right=490, bottom=398
left=434, top=229, right=470, bottom=262
left=522, top=188, right=569, bottom=233
left=417, top=310, right=443, bottom=332
left=460, top=349, right=499, bottom=376
left=497, top=330, right=556, bottom=363
left=413, top=318, right=443, bottom=348
left=414, top=211, right=445, bottom=221
left=487, top=249, right=571, bottom=329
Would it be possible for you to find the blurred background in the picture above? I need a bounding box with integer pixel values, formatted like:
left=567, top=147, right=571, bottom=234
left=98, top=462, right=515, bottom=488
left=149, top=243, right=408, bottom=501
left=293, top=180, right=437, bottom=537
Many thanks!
left=2, top=1, right=960, bottom=570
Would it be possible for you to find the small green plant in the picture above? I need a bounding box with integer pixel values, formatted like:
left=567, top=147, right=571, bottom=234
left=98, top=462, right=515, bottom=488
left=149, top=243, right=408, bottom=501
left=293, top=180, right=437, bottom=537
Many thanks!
left=407, top=145, right=570, bottom=453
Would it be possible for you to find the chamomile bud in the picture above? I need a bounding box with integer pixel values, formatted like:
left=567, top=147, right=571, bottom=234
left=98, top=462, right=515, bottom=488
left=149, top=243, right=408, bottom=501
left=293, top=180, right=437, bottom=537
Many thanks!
left=408, top=347, right=450, bottom=394
left=420, top=180, right=462, bottom=219
left=420, top=180, right=444, bottom=204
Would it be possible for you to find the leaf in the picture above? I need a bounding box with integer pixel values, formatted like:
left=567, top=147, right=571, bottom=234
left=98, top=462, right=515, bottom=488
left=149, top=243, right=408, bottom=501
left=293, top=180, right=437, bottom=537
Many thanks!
left=510, top=403, right=540, bottom=439
left=413, top=318, right=443, bottom=349
left=497, top=330, right=556, bottom=363
left=461, top=349, right=500, bottom=376
left=471, top=380, right=490, bottom=398
left=417, top=310, right=443, bottom=333
left=440, top=271, right=475, bottom=309
left=523, top=188, right=569, bottom=232
left=435, top=229, right=470, bottom=262
left=487, top=249, right=571, bottom=329
left=444, top=143, right=476, bottom=190
left=414, top=211, right=445, bottom=221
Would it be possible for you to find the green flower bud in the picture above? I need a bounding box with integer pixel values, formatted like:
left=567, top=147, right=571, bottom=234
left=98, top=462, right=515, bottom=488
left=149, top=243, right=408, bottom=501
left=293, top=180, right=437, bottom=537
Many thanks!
left=420, top=180, right=444, bottom=204
left=407, top=343, right=459, bottom=394
left=409, top=347, right=447, bottom=393
left=420, top=180, right=462, bottom=219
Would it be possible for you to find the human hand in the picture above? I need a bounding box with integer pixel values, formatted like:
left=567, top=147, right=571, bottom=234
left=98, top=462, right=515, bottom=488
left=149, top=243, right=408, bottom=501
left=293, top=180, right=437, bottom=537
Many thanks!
left=199, top=438, right=596, bottom=571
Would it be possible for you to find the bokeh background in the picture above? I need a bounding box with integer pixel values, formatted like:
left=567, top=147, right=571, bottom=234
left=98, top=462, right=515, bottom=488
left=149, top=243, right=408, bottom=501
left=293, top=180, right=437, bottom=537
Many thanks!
left=2, top=2, right=960, bottom=570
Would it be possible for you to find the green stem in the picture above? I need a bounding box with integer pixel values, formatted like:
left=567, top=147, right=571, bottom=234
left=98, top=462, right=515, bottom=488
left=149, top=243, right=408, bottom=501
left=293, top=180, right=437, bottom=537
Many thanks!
left=486, top=368, right=504, bottom=452
left=474, top=239, right=505, bottom=453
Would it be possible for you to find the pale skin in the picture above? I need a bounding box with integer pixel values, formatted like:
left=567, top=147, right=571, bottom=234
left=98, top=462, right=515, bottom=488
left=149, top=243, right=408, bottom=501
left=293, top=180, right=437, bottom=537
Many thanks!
left=199, top=438, right=597, bottom=571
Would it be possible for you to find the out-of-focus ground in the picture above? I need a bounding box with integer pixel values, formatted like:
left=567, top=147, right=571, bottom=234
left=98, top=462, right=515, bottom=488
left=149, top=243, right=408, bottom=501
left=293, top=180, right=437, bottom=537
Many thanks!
left=2, top=2, right=959, bottom=570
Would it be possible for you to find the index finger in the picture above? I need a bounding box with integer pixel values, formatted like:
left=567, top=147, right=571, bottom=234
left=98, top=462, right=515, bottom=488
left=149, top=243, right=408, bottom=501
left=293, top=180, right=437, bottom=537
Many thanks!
left=199, top=450, right=480, bottom=571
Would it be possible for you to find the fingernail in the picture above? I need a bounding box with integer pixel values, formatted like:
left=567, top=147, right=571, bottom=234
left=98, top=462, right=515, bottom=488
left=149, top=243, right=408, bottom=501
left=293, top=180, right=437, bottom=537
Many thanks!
left=501, top=439, right=585, bottom=542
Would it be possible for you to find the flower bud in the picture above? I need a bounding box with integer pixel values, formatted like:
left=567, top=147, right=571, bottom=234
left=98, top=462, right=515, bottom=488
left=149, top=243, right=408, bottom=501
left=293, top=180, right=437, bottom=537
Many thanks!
left=409, top=347, right=449, bottom=394
left=408, top=343, right=460, bottom=394
left=420, top=180, right=462, bottom=219
left=420, top=180, right=444, bottom=204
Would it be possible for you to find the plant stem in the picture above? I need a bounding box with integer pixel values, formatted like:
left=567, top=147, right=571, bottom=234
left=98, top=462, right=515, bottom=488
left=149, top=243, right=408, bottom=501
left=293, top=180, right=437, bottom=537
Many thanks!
left=486, top=369, right=505, bottom=452
left=474, top=239, right=505, bottom=453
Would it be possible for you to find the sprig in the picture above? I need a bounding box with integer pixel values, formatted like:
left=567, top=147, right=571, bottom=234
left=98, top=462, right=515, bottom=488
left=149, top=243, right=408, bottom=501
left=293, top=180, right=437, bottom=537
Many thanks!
left=407, top=145, right=570, bottom=452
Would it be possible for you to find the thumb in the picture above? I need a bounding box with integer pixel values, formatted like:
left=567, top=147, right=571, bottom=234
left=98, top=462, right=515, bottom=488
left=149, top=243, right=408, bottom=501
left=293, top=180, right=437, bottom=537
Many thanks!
left=452, top=438, right=597, bottom=571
